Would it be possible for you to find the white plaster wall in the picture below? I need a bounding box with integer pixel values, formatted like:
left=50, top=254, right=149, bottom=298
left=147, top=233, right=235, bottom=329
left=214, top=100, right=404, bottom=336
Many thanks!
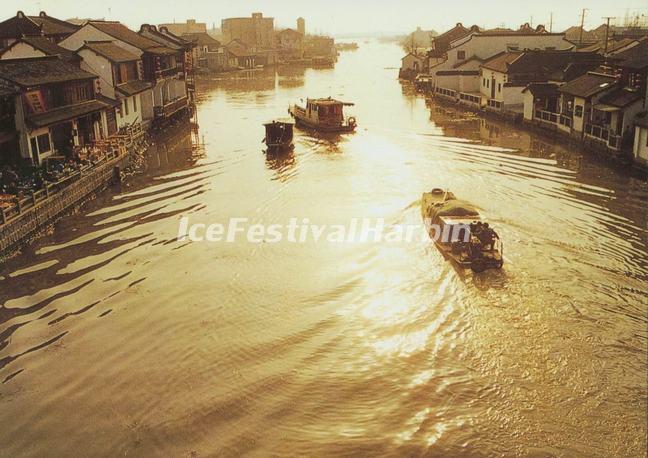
left=633, top=127, right=648, bottom=164
left=77, top=49, right=116, bottom=99
left=523, top=91, right=534, bottom=120
left=117, top=94, right=143, bottom=128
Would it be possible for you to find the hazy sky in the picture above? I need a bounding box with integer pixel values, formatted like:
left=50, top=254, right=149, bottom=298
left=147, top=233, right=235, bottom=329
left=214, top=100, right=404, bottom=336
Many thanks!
left=5, top=0, right=647, bottom=36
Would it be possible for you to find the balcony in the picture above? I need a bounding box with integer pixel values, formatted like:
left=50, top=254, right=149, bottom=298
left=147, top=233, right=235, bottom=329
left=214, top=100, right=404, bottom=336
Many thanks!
left=584, top=123, right=621, bottom=150
left=154, top=96, right=188, bottom=119
left=155, top=66, right=178, bottom=79
left=534, top=109, right=559, bottom=124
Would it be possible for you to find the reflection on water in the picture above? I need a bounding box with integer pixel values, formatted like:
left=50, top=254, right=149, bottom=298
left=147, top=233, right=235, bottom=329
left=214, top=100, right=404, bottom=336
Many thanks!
left=0, top=40, right=646, bottom=457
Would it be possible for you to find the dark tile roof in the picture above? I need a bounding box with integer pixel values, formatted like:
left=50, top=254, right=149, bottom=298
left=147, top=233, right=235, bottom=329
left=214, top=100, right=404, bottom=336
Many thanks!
left=28, top=12, right=79, bottom=36
left=609, top=39, right=648, bottom=70
left=428, top=23, right=476, bottom=57
left=181, top=32, right=221, bottom=47
left=88, top=21, right=174, bottom=54
left=139, top=24, right=185, bottom=50
left=558, top=72, right=617, bottom=98
left=115, top=80, right=152, bottom=96
left=0, top=56, right=96, bottom=87
left=522, top=82, right=560, bottom=97
left=494, top=50, right=605, bottom=83
left=27, top=99, right=109, bottom=128
left=82, top=41, right=139, bottom=63
left=0, top=11, right=42, bottom=39
left=481, top=51, right=523, bottom=72
left=16, top=36, right=77, bottom=61
left=157, top=27, right=192, bottom=46
left=599, top=88, right=642, bottom=107
left=96, top=93, right=120, bottom=107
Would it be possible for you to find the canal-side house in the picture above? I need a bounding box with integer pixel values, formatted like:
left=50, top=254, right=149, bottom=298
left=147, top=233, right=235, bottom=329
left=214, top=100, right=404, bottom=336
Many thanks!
left=76, top=41, right=151, bottom=135
left=139, top=25, right=196, bottom=97
left=430, top=27, right=572, bottom=106
left=0, top=56, right=113, bottom=165
left=400, top=52, right=428, bottom=80
left=401, top=23, right=479, bottom=82
left=59, top=21, right=189, bottom=127
left=180, top=32, right=222, bottom=70
left=225, top=39, right=257, bottom=69
left=481, top=50, right=604, bottom=113
left=0, top=11, right=79, bottom=49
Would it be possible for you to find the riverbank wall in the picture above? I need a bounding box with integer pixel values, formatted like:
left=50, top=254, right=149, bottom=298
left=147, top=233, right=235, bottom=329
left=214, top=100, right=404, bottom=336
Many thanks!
left=0, top=151, right=131, bottom=258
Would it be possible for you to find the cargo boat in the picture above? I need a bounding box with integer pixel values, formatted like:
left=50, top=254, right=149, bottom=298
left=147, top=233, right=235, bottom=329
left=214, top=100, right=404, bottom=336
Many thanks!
left=421, top=188, right=503, bottom=272
left=288, top=97, right=356, bottom=133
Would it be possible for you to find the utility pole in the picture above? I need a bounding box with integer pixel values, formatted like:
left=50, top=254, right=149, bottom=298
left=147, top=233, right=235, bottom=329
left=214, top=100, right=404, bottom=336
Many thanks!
left=549, top=12, right=553, bottom=33
left=579, top=8, right=588, bottom=45
left=602, top=16, right=615, bottom=54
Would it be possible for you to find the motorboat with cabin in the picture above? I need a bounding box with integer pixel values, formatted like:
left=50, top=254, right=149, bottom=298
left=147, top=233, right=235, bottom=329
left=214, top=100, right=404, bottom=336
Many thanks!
left=263, top=119, right=294, bottom=150
left=288, top=97, right=356, bottom=133
left=421, top=188, right=503, bottom=272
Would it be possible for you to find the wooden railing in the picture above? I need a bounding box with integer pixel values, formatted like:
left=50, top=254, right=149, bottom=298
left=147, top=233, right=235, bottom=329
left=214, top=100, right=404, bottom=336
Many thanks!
left=0, top=149, right=124, bottom=226
left=534, top=109, right=559, bottom=124
left=584, top=123, right=621, bottom=150
left=154, top=96, right=188, bottom=118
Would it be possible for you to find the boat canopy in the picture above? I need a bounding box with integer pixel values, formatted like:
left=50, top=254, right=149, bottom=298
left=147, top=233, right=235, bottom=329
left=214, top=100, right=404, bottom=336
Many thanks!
left=308, top=97, right=354, bottom=106
left=263, top=118, right=294, bottom=125
left=427, top=198, right=480, bottom=221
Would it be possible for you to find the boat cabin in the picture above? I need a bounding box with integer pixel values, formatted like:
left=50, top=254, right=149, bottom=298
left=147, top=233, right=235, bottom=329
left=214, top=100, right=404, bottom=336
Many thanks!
left=305, top=98, right=353, bottom=125
left=263, top=119, right=294, bottom=148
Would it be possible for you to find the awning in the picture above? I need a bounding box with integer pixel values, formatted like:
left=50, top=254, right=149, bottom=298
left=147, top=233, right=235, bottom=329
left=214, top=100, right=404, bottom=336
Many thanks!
left=27, top=100, right=110, bottom=128
left=593, top=103, right=619, bottom=112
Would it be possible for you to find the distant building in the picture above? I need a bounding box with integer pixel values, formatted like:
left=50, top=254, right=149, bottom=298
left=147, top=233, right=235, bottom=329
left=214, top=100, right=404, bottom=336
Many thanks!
left=297, top=17, right=305, bottom=36
left=158, top=19, right=206, bottom=36
left=277, top=28, right=303, bottom=60
left=181, top=32, right=222, bottom=69
left=224, top=39, right=257, bottom=69
left=221, top=13, right=274, bottom=49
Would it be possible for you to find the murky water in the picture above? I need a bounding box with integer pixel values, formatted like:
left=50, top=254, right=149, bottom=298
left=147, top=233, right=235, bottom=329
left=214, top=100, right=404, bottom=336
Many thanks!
left=1, top=40, right=646, bottom=457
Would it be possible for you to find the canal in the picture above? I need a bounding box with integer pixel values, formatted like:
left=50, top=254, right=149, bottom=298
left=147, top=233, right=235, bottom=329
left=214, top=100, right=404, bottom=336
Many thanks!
left=0, top=40, right=646, bottom=456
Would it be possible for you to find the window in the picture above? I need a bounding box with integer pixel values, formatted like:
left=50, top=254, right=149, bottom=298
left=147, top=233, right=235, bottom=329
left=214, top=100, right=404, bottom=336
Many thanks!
left=33, top=133, right=51, bottom=154
left=457, top=50, right=466, bottom=60
left=575, top=105, right=583, bottom=117
left=486, top=80, right=489, bottom=88
left=132, top=95, right=137, bottom=112
left=498, top=83, right=501, bottom=93
left=124, top=99, right=129, bottom=116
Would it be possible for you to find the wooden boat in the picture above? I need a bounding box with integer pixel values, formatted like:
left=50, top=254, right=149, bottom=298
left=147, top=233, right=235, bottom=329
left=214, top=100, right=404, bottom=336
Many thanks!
left=263, top=119, right=294, bottom=150
left=288, top=97, right=356, bottom=133
left=421, top=188, right=503, bottom=272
